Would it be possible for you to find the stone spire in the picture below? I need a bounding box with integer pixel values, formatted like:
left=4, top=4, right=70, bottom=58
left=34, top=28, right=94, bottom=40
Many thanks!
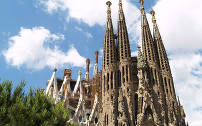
left=100, top=2, right=118, bottom=125
left=140, top=0, right=158, bottom=65
left=140, top=3, right=168, bottom=125
left=92, top=51, right=101, bottom=110
left=151, top=10, right=177, bottom=99
left=117, top=0, right=131, bottom=60
left=151, top=10, right=171, bottom=75
left=102, top=1, right=117, bottom=69
left=116, top=1, right=134, bottom=124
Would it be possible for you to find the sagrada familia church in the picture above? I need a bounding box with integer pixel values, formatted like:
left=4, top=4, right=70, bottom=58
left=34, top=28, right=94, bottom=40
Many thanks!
left=45, top=0, right=188, bottom=125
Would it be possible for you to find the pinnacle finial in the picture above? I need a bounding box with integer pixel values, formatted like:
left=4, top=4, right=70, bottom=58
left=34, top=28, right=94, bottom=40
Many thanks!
left=140, top=0, right=145, bottom=14
left=54, top=67, right=57, bottom=72
left=177, top=96, right=181, bottom=106
left=78, top=70, right=82, bottom=75
left=95, top=50, right=99, bottom=64
left=150, top=10, right=155, bottom=16
left=106, top=1, right=112, bottom=16
left=86, top=58, right=90, bottom=72
left=106, top=1, right=112, bottom=7
left=119, top=0, right=122, bottom=7
left=140, top=0, right=144, bottom=6
left=150, top=10, right=156, bottom=23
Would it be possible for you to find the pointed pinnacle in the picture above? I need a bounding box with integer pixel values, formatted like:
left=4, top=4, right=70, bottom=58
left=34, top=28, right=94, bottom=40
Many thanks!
left=95, top=50, right=99, bottom=64
left=78, top=70, right=82, bottom=75
left=139, top=0, right=145, bottom=14
left=106, top=1, right=112, bottom=7
left=150, top=10, right=156, bottom=24
left=177, top=96, right=181, bottom=106
left=54, top=67, right=57, bottom=72
left=106, top=1, right=112, bottom=16
left=140, top=0, right=144, bottom=6
left=119, top=0, right=122, bottom=7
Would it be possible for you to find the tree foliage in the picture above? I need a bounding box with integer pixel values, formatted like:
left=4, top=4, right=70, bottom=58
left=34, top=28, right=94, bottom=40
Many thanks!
left=0, top=80, right=73, bottom=126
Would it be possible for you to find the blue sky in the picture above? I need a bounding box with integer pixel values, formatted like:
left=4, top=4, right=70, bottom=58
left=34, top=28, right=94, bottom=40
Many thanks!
left=1, top=0, right=202, bottom=125
left=0, top=0, right=155, bottom=89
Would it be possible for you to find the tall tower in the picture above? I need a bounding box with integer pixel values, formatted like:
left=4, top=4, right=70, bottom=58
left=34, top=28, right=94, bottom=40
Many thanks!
left=116, top=0, right=134, bottom=125
left=140, top=0, right=159, bottom=87
left=151, top=10, right=176, bottom=101
left=151, top=10, right=179, bottom=125
left=101, top=1, right=118, bottom=125
left=140, top=0, right=167, bottom=125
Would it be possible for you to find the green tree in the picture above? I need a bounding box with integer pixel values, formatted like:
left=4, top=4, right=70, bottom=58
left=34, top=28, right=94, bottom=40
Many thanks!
left=0, top=80, right=73, bottom=126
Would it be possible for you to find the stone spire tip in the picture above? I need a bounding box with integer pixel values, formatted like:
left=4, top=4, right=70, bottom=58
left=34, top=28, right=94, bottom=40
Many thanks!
left=78, top=70, right=82, bottom=75
left=106, top=1, right=112, bottom=7
left=86, top=58, right=90, bottom=72
left=140, top=0, right=145, bottom=14
left=119, top=0, right=122, bottom=6
left=150, top=10, right=155, bottom=16
left=54, top=67, right=57, bottom=72
left=86, top=58, right=90, bottom=64
left=95, top=50, right=99, bottom=64
left=106, top=1, right=112, bottom=17
left=150, top=10, right=156, bottom=23
left=140, top=0, right=144, bottom=6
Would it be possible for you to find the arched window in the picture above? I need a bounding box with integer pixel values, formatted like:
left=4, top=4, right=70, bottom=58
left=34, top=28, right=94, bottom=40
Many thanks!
left=104, top=75, right=105, bottom=93
left=126, top=65, right=128, bottom=82
left=164, top=77, right=168, bottom=94
left=107, top=73, right=109, bottom=91
left=107, top=114, right=108, bottom=125
left=135, top=93, right=138, bottom=122
left=95, top=117, right=98, bottom=124
left=79, top=115, right=82, bottom=122
left=118, top=70, right=121, bottom=87
left=111, top=72, right=113, bottom=89
left=122, top=66, right=125, bottom=84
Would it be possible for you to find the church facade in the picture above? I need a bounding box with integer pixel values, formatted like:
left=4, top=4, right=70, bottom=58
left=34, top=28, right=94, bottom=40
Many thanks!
left=45, top=0, right=187, bottom=126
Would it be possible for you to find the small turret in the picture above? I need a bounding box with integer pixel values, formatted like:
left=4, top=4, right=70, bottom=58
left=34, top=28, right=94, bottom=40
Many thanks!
left=85, top=58, right=90, bottom=81
left=95, top=50, right=98, bottom=64
left=93, top=51, right=99, bottom=76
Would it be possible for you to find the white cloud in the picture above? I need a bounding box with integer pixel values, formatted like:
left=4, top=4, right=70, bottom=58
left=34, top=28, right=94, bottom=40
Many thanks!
left=131, top=51, right=138, bottom=57
left=86, top=32, right=93, bottom=39
left=153, top=0, right=202, bottom=51
left=75, top=26, right=93, bottom=39
left=37, top=0, right=140, bottom=42
left=3, top=27, right=86, bottom=70
left=169, top=51, right=202, bottom=126
left=99, top=48, right=103, bottom=58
